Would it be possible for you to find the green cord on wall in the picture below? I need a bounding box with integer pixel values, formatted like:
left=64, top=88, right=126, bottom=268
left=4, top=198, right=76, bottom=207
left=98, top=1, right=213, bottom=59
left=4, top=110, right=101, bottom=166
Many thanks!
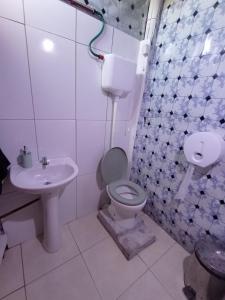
left=89, top=10, right=105, bottom=60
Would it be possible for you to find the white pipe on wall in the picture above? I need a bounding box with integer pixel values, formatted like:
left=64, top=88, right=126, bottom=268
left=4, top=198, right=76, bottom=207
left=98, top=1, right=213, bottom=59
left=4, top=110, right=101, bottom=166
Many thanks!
left=127, top=0, right=164, bottom=171
left=110, top=97, right=119, bottom=149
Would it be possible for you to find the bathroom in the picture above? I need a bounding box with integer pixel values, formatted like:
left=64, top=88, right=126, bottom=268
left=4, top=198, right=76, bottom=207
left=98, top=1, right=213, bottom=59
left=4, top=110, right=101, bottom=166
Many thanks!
left=0, top=0, right=225, bottom=299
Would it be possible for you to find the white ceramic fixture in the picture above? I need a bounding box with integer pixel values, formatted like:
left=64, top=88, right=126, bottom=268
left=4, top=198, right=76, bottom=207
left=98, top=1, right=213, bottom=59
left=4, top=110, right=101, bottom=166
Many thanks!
left=176, top=131, right=225, bottom=200
left=10, top=157, right=78, bottom=252
left=101, top=54, right=136, bottom=148
left=101, top=147, right=146, bottom=219
left=102, top=54, right=136, bottom=97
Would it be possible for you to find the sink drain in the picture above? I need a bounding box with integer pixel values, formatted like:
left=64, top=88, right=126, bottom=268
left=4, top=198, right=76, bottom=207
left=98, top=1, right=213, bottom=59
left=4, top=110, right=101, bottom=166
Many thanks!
left=44, top=181, right=52, bottom=185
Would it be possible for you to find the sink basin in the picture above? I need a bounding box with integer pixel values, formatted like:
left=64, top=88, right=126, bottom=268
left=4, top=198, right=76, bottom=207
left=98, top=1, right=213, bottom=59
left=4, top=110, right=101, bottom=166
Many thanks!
left=10, top=157, right=78, bottom=194
left=10, top=157, right=78, bottom=253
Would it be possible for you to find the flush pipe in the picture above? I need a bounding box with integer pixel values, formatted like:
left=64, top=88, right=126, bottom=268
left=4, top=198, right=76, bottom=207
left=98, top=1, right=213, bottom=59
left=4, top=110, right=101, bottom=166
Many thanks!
left=110, top=96, right=120, bottom=148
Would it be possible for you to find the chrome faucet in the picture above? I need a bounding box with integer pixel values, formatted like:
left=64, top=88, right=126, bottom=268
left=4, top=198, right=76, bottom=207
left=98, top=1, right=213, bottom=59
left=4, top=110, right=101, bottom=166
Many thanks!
left=40, top=156, right=49, bottom=168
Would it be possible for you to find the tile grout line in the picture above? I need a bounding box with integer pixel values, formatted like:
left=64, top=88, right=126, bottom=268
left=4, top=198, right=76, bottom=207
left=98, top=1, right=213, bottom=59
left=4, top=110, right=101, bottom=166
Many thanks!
left=149, top=268, right=178, bottom=300
left=24, top=251, right=80, bottom=288
left=149, top=268, right=177, bottom=300
left=147, top=241, right=176, bottom=269
left=67, top=220, right=110, bottom=255
left=115, top=269, right=149, bottom=300
left=24, top=222, right=107, bottom=289
left=20, top=244, right=28, bottom=300
left=22, top=2, right=40, bottom=162
left=74, top=7, right=78, bottom=220
left=0, top=286, right=25, bottom=300
left=23, top=224, right=81, bottom=287
left=81, top=236, right=109, bottom=255
left=116, top=217, right=176, bottom=300
left=22, top=22, right=114, bottom=54
left=80, top=252, right=104, bottom=300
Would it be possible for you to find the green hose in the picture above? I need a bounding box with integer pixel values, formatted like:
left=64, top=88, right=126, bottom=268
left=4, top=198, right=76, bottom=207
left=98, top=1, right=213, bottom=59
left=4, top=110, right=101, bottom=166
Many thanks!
left=89, top=10, right=105, bottom=60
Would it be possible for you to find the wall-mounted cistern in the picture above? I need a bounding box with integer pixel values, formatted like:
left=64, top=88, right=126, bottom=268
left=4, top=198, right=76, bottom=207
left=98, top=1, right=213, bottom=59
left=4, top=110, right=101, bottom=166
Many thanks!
left=102, top=54, right=136, bottom=148
left=10, top=157, right=78, bottom=253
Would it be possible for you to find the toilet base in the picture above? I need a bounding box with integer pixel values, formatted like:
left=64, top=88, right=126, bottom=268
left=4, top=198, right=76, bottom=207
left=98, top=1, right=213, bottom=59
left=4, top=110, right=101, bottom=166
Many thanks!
left=106, top=186, right=146, bottom=219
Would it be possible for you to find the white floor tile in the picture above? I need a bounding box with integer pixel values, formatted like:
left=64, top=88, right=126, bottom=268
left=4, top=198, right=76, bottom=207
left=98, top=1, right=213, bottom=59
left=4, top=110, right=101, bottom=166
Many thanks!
left=26, top=255, right=100, bottom=300
left=138, top=214, right=175, bottom=267
left=151, top=243, right=189, bottom=300
left=69, top=212, right=108, bottom=252
left=0, top=246, right=24, bottom=299
left=22, top=225, right=79, bottom=284
left=2, top=288, right=26, bottom=300
left=118, top=271, right=173, bottom=300
left=83, top=238, right=147, bottom=300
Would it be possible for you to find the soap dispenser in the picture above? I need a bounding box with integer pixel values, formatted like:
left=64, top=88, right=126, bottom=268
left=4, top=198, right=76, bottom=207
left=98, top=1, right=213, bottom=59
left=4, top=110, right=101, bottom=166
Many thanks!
left=19, top=146, right=32, bottom=168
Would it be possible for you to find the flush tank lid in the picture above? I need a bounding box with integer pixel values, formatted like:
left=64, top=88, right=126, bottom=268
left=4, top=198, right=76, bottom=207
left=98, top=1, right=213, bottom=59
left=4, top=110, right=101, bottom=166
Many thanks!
left=101, top=147, right=128, bottom=184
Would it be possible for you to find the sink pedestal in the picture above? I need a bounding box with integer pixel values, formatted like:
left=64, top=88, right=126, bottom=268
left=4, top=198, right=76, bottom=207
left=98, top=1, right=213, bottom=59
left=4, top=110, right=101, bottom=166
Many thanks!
left=10, top=157, right=78, bottom=254
left=41, top=193, right=61, bottom=253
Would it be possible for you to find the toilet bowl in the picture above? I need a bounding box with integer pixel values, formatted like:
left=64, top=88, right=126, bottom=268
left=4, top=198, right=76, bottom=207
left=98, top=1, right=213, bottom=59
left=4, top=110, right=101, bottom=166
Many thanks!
left=101, top=147, right=146, bottom=218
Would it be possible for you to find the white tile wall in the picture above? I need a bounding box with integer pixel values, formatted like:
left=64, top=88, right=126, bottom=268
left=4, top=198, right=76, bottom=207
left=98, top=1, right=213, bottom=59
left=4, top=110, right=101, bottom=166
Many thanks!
left=0, top=0, right=24, bottom=23
left=0, top=18, right=33, bottom=119
left=27, top=27, right=76, bottom=120
left=0, top=0, right=140, bottom=244
left=0, top=120, right=38, bottom=164
left=105, top=121, right=130, bottom=154
left=76, top=10, right=113, bottom=53
left=24, top=0, right=76, bottom=40
left=76, top=174, right=101, bottom=218
left=35, top=120, right=76, bottom=160
left=106, top=95, right=134, bottom=121
left=59, top=181, right=76, bottom=224
left=76, top=121, right=106, bottom=175
left=112, top=29, right=139, bottom=61
left=76, top=44, right=107, bottom=121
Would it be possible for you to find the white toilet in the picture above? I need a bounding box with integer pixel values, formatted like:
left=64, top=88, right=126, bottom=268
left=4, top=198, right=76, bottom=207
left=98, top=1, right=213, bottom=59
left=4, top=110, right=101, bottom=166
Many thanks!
left=101, top=147, right=146, bottom=218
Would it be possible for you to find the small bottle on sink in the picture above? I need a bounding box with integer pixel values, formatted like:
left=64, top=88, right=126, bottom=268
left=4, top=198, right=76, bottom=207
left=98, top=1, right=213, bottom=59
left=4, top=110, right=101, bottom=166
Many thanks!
left=18, top=146, right=32, bottom=168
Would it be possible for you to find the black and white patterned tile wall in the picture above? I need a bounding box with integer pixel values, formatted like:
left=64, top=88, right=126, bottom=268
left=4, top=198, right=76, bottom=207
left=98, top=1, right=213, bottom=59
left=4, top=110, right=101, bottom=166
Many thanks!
left=80, top=0, right=150, bottom=39
left=131, top=0, right=225, bottom=252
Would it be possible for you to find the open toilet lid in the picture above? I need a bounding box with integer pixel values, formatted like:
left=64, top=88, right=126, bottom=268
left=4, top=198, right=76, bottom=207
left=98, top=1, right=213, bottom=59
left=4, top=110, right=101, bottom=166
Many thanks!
left=101, top=147, right=128, bottom=184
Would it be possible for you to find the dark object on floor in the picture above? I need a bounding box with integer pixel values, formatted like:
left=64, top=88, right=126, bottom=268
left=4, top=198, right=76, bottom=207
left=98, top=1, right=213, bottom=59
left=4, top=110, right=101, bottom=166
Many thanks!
left=183, top=286, right=196, bottom=300
left=183, top=253, right=225, bottom=300
left=98, top=208, right=156, bottom=260
left=0, top=149, right=10, bottom=194
left=195, top=239, right=225, bottom=280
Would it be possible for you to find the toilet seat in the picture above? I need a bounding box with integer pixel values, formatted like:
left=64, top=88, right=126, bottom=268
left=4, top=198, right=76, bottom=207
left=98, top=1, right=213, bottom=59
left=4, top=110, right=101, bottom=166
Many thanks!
left=101, top=147, right=146, bottom=209
left=108, top=180, right=146, bottom=206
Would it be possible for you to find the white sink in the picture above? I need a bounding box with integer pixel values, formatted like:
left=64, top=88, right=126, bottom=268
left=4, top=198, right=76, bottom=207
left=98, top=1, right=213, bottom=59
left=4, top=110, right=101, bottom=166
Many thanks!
left=10, top=157, right=78, bottom=194
left=10, top=157, right=78, bottom=253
